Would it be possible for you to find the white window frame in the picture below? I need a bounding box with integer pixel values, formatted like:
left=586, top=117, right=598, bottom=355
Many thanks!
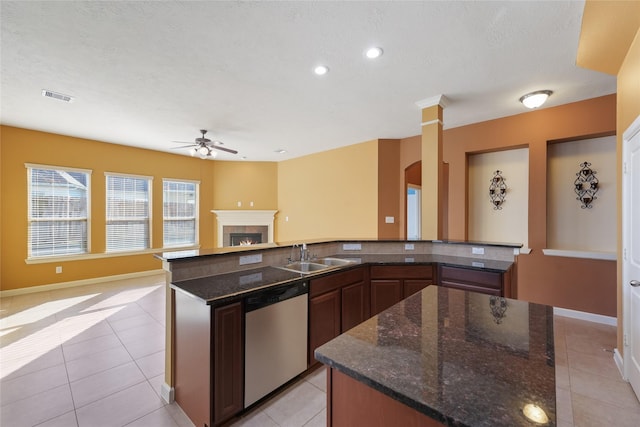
left=26, top=163, right=92, bottom=259
left=162, top=178, right=200, bottom=248
left=105, top=172, right=153, bottom=253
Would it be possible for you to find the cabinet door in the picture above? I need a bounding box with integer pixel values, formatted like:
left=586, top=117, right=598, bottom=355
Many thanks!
left=370, top=280, right=402, bottom=316
left=341, top=281, right=367, bottom=332
left=403, top=280, right=431, bottom=298
left=309, top=290, right=341, bottom=366
left=213, top=302, right=243, bottom=425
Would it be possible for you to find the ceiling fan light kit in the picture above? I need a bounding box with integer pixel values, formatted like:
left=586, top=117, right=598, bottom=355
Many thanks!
left=173, top=129, right=237, bottom=159
left=519, top=90, right=553, bottom=109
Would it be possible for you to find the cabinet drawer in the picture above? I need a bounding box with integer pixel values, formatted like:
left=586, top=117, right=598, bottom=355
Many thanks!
left=310, top=267, right=365, bottom=298
left=370, top=265, right=433, bottom=280
left=439, top=265, right=502, bottom=290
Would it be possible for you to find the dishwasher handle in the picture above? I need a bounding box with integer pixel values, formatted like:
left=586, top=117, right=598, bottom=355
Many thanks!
left=244, top=281, right=308, bottom=312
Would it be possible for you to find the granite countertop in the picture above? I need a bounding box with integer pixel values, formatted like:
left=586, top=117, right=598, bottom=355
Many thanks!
left=170, top=254, right=515, bottom=305
left=315, top=286, right=556, bottom=427
left=170, top=266, right=304, bottom=305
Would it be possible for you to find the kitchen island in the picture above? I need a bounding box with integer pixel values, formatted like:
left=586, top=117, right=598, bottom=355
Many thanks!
left=315, top=286, right=555, bottom=427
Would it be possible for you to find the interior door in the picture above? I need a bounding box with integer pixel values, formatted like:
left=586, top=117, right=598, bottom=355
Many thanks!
left=623, top=114, right=640, bottom=400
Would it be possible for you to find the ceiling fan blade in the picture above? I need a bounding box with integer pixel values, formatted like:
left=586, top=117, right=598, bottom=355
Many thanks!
left=171, top=144, right=197, bottom=149
left=211, top=145, right=238, bottom=154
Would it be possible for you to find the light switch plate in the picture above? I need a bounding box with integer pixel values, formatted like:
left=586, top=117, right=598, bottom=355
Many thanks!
left=404, top=243, right=415, bottom=250
left=472, top=247, right=485, bottom=255
left=385, top=216, right=395, bottom=224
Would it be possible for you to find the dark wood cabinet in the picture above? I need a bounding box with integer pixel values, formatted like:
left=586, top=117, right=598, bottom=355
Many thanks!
left=370, top=280, right=403, bottom=316
left=174, top=291, right=243, bottom=427
left=341, top=281, right=368, bottom=332
left=438, top=264, right=513, bottom=297
left=308, top=267, right=367, bottom=365
left=213, top=302, right=243, bottom=424
left=370, top=265, right=434, bottom=316
left=308, top=289, right=341, bottom=365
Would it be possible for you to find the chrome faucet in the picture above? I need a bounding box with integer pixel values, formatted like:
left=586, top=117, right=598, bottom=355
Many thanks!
left=300, top=243, right=308, bottom=261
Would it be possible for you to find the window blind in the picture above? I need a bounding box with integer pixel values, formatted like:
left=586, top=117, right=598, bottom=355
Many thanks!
left=106, top=174, right=151, bottom=252
left=28, top=166, right=89, bottom=257
left=163, top=180, right=198, bottom=247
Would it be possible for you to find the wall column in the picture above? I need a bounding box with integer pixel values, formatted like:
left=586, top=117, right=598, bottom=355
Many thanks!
left=416, top=95, right=448, bottom=240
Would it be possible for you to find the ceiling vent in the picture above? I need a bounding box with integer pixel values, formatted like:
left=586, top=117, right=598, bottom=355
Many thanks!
left=42, top=89, right=74, bottom=103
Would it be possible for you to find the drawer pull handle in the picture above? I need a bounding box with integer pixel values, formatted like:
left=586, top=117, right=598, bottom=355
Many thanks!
left=631, top=280, right=640, bottom=288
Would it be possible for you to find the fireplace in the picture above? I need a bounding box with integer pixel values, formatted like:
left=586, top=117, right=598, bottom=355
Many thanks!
left=211, top=210, right=277, bottom=248
left=230, top=232, right=263, bottom=246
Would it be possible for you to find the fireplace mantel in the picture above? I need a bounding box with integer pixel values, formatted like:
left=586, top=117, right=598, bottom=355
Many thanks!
left=211, top=210, right=277, bottom=247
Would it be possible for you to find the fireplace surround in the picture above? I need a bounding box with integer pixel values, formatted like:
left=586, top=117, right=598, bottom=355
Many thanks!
left=211, top=210, right=277, bottom=247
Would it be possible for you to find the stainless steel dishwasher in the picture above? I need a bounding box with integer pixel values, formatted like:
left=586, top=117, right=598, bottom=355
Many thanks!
left=244, top=281, right=308, bottom=408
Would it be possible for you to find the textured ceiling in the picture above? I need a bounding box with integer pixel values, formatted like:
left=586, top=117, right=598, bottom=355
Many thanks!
left=1, top=1, right=615, bottom=161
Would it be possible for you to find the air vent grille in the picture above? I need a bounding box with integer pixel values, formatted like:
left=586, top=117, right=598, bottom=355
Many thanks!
left=42, top=90, right=74, bottom=103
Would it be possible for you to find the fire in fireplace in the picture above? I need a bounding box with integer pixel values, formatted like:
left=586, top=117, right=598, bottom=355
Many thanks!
left=230, top=233, right=263, bottom=246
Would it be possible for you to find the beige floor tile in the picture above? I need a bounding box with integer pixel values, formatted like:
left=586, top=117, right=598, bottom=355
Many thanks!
left=136, top=350, right=165, bottom=379
left=164, top=402, right=197, bottom=427
left=109, top=312, right=158, bottom=333
left=121, top=331, right=165, bottom=359
left=305, top=367, right=327, bottom=393
left=66, top=346, right=133, bottom=382
left=34, top=410, right=79, bottom=427
left=0, top=383, right=75, bottom=427
left=572, top=392, right=640, bottom=427
left=75, top=381, right=164, bottom=427
left=567, top=349, right=624, bottom=382
left=59, top=320, right=114, bottom=346
left=115, top=322, right=164, bottom=344
left=62, top=332, right=123, bottom=361
left=556, top=386, right=573, bottom=425
left=262, top=380, right=327, bottom=427
left=555, top=363, right=571, bottom=390
left=2, top=346, right=65, bottom=381
left=104, top=304, right=148, bottom=323
left=123, top=406, right=179, bottom=427
left=303, top=408, right=326, bottom=427
left=70, top=361, right=146, bottom=408
left=0, top=363, right=69, bottom=406
left=569, top=367, right=640, bottom=411
left=229, top=409, right=279, bottom=427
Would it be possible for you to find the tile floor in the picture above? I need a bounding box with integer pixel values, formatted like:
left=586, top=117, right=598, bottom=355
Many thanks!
left=1, top=274, right=639, bottom=427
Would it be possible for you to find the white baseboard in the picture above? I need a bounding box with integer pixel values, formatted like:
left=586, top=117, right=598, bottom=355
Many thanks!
left=614, top=348, right=626, bottom=380
left=0, top=269, right=166, bottom=297
left=553, top=307, right=617, bottom=327
left=161, top=382, right=175, bottom=404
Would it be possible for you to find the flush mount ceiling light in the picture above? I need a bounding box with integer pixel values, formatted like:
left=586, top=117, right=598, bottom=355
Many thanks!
left=365, top=47, right=383, bottom=59
left=519, top=90, right=553, bottom=109
left=314, top=65, right=329, bottom=75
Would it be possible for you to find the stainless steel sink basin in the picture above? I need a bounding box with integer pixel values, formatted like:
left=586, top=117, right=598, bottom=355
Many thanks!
left=314, top=257, right=356, bottom=267
left=277, top=257, right=356, bottom=274
left=279, top=261, right=330, bottom=274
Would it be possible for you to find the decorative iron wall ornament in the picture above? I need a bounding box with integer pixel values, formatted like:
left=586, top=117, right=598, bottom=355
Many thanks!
left=489, top=170, right=507, bottom=209
left=489, top=296, right=508, bottom=324
left=574, top=161, right=599, bottom=209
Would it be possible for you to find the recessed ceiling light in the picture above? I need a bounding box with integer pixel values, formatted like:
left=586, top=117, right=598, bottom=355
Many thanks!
left=519, top=90, right=552, bottom=109
left=314, top=65, right=329, bottom=76
left=365, top=47, right=383, bottom=59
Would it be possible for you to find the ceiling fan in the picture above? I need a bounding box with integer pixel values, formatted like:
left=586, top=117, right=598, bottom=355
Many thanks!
left=172, top=129, right=238, bottom=159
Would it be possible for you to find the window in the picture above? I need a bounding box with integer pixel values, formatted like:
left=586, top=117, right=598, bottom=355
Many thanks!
left=163, top=179, right=199, bottom=248
left=27, top=164, right=90, bottom=258
left=106, top=173, right=152, bottom=252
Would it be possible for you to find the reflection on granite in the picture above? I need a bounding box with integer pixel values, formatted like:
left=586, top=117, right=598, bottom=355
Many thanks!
left=336, top=254, right=513, bottom=272
left=170, top=267, right=304, bottom=305
left=315, top=286, right=555, bottom=427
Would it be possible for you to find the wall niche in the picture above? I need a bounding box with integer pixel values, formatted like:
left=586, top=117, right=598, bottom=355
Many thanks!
left=546, top=135, right=616, bottom=255
left=468, top=148, right=529, bottom=248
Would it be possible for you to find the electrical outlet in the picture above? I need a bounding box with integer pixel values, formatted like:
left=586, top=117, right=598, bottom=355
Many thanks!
left=385, top=216, right=395, bottom=224
left=55, top=266, right=62, bottom=274
left=239, top=254, right=262, bottom=265
left=472, top=247, right=485, bottom=255
left=343, top=243, right=362, bottom=251
left=472, top=262, right=485, bottom=268
left=404, top=243, right=415, bottom=250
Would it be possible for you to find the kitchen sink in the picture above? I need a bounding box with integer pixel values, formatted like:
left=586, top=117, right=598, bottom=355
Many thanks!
left=277, top=257, right=356, bottom=274
left=279, top=261, right=331, bottom=274
left=314, top=257, right=356, bottom=267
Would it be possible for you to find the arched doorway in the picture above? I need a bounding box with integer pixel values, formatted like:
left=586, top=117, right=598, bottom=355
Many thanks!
left=405, top=161, right=421, bottom=239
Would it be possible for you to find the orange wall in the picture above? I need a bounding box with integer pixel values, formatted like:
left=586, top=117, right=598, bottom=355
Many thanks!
left=443, top=95, right=617, bottom=316
left=0, top=126, right=218, bottom=291
left=377, top=139, right=401, bottom=238
left=276, top=140, right=379, bottom=242
left=212, top=161, right=277, bottom=210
